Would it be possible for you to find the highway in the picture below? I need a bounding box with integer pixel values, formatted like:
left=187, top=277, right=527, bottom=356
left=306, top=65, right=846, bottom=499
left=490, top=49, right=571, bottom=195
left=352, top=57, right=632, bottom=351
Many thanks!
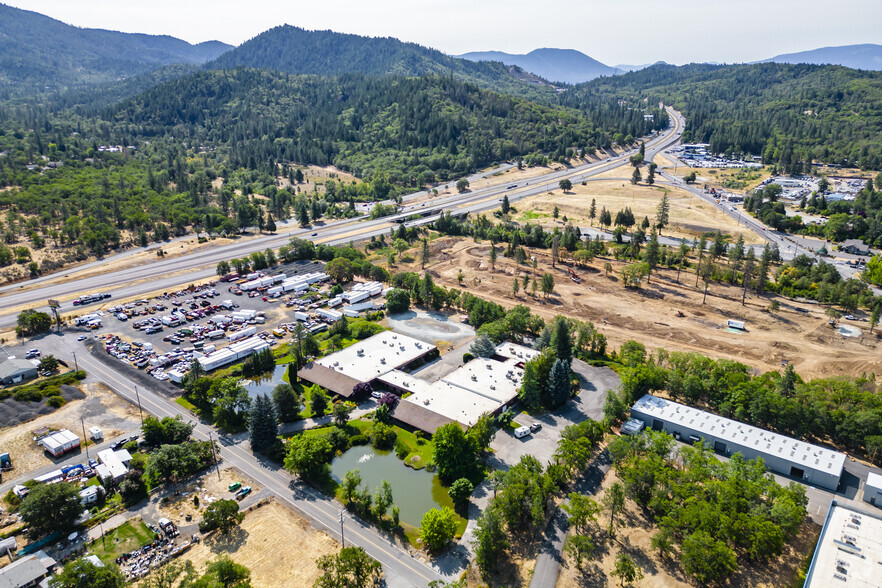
left=0, top=108, right=684, bottom=328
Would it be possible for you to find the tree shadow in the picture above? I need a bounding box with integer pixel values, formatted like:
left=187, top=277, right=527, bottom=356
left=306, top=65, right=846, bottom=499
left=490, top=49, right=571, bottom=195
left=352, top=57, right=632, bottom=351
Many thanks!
left=205, top=526, right=250, bottom=554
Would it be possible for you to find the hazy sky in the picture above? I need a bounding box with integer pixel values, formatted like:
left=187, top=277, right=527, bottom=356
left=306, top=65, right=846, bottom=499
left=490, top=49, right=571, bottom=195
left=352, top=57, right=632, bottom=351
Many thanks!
left=7, top=0, right=881, bottom=65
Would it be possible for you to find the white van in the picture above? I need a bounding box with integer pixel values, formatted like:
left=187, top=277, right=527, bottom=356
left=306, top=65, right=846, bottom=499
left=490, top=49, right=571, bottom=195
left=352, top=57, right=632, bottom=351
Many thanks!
left=514, top=426, right=531, bottom=439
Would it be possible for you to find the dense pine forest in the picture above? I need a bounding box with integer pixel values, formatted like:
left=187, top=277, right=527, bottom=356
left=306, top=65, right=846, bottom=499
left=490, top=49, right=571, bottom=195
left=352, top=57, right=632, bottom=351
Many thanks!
left=565, top=63, right=882, bottom=170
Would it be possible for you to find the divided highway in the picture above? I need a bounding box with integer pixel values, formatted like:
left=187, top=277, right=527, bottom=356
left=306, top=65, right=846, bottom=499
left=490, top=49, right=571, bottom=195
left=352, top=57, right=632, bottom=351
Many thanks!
left=0, top=108, right=684, bottom=327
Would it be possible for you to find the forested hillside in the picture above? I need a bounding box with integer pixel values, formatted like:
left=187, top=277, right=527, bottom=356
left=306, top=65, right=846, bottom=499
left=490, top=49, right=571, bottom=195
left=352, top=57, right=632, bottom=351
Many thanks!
left=205, top=25, right=553, bottom=100
left=99, top=69, right=666, bottom=184
left=563, top=63, right=882, bottom=170
left=0, top=4, right=232, bottom=95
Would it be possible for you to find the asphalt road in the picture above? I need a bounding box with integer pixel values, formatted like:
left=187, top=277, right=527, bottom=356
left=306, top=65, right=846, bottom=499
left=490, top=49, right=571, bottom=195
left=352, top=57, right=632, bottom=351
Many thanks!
left=0, top=109, right=684, bottom=329
left=29, top=332, right=452, bottom=587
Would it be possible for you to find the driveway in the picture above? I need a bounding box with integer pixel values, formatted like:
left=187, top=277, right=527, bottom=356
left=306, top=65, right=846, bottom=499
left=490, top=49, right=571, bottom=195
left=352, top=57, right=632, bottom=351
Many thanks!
left=490, top=359, right=619, bottom=469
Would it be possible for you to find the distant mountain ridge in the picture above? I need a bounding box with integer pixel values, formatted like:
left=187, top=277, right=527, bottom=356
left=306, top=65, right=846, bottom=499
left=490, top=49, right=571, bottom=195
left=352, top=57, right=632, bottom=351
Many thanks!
left=205, top=25, right=554, bottom=99
left=761, top=44, right=882, bottom=70
left=0, top=3, right=232, bottom=93
left=458, top=48, right=620, bottom=83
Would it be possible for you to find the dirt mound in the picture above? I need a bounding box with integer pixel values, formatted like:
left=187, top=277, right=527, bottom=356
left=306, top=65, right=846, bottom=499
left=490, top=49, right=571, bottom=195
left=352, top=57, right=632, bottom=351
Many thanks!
left=0, top=385, right=86, bottom=428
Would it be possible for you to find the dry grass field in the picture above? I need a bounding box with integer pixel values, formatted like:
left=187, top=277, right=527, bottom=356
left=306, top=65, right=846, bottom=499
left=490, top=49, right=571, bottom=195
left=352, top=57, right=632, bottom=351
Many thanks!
left=404, top=237, right=881, bottom=380
left=515, top=180, right=760, bottom=243
left=171, top=499, right=339, bottom=587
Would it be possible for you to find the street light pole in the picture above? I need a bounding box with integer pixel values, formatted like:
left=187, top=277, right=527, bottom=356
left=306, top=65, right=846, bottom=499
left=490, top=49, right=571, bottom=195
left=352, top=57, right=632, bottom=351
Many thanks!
left=208, top=431, right=221, bottom=481
left=134, top=386, right=143, bottom=425
left=339, top=510, right=345, bottom=549
left=81, top=417, right=89, bottom=460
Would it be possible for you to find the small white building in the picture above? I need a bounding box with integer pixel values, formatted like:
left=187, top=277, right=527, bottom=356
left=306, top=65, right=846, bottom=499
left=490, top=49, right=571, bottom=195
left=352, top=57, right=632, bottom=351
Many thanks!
left=863, top=472, right=882, bottom=508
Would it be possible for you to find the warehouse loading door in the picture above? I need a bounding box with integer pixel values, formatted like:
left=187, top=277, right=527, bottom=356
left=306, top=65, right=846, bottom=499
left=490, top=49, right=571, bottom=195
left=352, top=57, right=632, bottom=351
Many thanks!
left=652, top=419, right=664, bottom=431
left=713, top=441, right=727, bottom=454
left=790, top=466, right=805, bottom=479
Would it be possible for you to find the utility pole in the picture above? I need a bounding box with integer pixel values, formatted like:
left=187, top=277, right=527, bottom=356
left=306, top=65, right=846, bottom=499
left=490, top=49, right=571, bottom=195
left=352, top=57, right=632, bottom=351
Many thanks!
left=72, top=351, right=78, bottom=373
left=80, top=417, right=89, bottom=460
left=339, top=510, right=345, bottom=549
left=208, top=431, right=221, bottom=481
left=134, top=386, right=143, bottom=425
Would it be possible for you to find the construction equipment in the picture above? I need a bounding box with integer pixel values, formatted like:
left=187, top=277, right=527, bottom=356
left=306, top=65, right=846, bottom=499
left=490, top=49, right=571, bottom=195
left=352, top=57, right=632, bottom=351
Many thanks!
left=568, top=268, right=581, bottom=284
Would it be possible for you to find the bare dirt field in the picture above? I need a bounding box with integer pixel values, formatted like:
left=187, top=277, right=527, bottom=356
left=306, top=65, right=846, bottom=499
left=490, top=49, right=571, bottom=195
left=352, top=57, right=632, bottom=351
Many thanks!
left=0, top=382, right=140, bottom=479
left=516, top=180, right=760, bottom=243
left=411, top=238, right=882, bottom=380
left=556, top=472, right=819, bottom=588
left=157, top=468, right=263, bottom=530
left=170, top=499, right=339, bottom=587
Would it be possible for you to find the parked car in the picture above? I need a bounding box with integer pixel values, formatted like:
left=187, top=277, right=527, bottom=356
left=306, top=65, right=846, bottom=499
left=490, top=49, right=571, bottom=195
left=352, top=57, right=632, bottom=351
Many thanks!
left=530, top=422, right=542, bottom=433
left=77, top=335, right=88, bottom=341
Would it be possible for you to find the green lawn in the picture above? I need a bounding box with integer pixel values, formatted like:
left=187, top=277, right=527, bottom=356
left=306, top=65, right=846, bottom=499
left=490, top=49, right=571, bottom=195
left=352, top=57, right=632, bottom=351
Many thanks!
left=88, top=520, right=156, bottom=565
left=175, top=397, right=197, bottom=412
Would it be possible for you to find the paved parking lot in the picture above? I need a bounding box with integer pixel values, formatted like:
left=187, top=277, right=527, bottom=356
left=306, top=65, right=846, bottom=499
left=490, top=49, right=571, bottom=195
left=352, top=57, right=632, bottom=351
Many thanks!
left=490, top=360, right=620, bottom=469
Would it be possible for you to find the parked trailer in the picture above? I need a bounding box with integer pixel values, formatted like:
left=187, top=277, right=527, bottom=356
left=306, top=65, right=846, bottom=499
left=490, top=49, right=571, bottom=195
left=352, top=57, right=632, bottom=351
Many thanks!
left=327, top=297, right=343, bottom=308
left=294, top=312, right=309, bottom=322
left=207, top=329, right=225, bottom=340
left=40, top=430, right=80, bottom=458
left=227, top=326, right=257, bottom=342
left=317, top=309, right=343, bottom=321
left=346, top=291, right=369, bottom=304
left=267, top=286, right=283, bottom=296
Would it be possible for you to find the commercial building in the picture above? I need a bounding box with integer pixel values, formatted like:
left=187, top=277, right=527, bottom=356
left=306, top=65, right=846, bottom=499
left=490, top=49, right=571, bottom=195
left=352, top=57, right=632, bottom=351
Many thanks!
left=298, top=332, right=436, bottom=398
left=0, top=358, right=38, bottom=385
left=629, top=394, right=846, bottom=491
left=804, top=501, right=882, bottom=587
left=863, top=472, right=882, bottom=508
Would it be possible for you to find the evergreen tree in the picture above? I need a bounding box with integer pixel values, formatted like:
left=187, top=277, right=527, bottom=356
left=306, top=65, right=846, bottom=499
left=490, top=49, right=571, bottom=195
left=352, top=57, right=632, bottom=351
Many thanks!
left=656, top=193, right=669, bottom=230
left=589, top=198, right=596, bottom=224
left=273, top=383, right=301, bottom=423
left=489, top=243, right=497, bottom=270
left=501, top=194, right=510, bottom=214
left=551, top=317, right=573, bottom=363
left=756, top=243, right=771, bottom=295
left=265, top=213, right=277, bottom=233
left=519, top=361, right=542, bottom=410
left=472, top=506, right=509, bottom=579
left=248, top=393, right=279, bottom=453
left=742, top=248, right=756, bottom=305
left=546, top=358, right=571, bottom=408
left=631, top=167, right=642, bottom=184
left=421, top=238, right=430, bottom=269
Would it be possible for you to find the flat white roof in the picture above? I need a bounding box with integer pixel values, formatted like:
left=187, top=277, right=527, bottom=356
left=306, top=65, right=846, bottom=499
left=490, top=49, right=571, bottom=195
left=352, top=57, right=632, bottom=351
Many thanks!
left=867, top=472, right=882, bottom=491
left=315, top=332, right=435, bottom=382
left=390, top=356, right=525, bottom=428
left=806, top=502, right=882, bottom=587
left=493, top=342, right=539, bottom=363
left=400, top=380, right=502, bottom=428
left=632, top=394, right=847, bottom=477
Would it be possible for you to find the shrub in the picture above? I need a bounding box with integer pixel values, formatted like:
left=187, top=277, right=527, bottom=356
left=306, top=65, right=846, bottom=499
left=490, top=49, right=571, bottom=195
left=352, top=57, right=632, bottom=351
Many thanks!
left=371, top=423, right=397, bottom=450
left=349, top=434, right=369, bottom=446
left=46, top=395, right=65, bottom=408
left=394, top=438, right=410, bottom=460
left=326, top=427, right=351, bottom=452
left=462, top=353, right=474, bottom=363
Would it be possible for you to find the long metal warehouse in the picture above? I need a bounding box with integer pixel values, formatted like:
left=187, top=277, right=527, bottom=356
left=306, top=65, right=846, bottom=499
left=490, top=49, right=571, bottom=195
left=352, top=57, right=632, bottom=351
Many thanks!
left=629, top=394, right=846, bottom=491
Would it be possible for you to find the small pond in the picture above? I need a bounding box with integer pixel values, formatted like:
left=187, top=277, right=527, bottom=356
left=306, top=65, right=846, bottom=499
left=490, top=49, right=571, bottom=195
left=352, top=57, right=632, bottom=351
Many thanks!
left=241, top=363, right=290, bottom=398
left=329, top=444, right=452, bottom=528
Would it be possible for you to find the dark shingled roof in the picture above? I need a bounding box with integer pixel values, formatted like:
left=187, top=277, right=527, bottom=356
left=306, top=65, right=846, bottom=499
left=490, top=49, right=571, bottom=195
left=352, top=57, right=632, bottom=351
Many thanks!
left=392, top=401, right=459, bottom=435
left=297, top=362, right=362, bottom=398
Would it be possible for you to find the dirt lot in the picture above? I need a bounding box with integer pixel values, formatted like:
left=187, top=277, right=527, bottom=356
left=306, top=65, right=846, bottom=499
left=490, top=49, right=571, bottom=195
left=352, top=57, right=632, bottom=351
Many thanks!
left=516, top=180, right=760, bottom=243
left=168, top=499, right=339, bottom=587
left=556, top=472, right=819, bottom=588
left=414, top=238, right=882, bottom=380
left=157, top=468, right=262, bottom=530
left=0, top=382, right=140, bottom=479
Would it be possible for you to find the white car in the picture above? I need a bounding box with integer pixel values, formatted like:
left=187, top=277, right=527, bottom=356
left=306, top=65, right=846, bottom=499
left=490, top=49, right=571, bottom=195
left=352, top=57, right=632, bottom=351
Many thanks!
left=371, top=391, right=383, bottom=399
left=77, top=335, right=88, bottom=341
